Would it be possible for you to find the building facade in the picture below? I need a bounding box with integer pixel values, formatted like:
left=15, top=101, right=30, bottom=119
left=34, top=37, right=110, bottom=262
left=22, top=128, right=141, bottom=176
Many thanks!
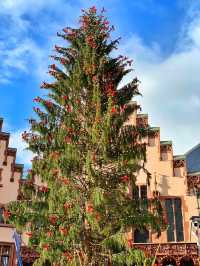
left=0, top=104, right=200, bottom=265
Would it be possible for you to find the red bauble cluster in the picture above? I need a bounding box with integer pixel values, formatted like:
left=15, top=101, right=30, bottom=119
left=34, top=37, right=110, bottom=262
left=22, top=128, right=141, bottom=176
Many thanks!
left=120, top=175, right=129, bottom=183
left=63, top=251, right=73, bottom=262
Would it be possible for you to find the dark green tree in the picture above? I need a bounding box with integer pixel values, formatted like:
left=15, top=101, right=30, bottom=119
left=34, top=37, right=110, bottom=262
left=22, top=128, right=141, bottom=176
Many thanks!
left=8, top=7, right=163, bottom=266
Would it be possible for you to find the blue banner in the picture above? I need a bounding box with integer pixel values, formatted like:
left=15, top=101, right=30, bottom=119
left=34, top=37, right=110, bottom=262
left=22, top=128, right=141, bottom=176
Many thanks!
left=12, top=231, right=23, bottom=266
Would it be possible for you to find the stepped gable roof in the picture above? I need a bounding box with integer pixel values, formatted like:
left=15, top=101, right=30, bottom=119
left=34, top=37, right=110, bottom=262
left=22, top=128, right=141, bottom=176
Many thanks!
left=185, top=143, right=200, bottom=174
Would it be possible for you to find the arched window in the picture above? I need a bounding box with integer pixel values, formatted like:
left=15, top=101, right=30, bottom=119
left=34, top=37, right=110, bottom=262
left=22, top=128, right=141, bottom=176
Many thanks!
left=133, top=228, right=149, bottom=243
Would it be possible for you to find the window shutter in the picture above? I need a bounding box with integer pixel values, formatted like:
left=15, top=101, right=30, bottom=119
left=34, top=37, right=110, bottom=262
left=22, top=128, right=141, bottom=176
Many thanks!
left=132, top=186, right=139, bottom=208
left=0, top=208, right=4, bottom=223
left=140, top=185, right=148, bottom=209
left=165, top=199, right=175, bottom=242
left=174, top=198, right=184, bottom=242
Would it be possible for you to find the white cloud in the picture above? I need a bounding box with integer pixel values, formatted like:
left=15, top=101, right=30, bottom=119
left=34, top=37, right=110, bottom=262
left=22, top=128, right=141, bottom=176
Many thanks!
left=9, top=129, right=34, bottom=168
left=119, top=8, right=200, bottom=155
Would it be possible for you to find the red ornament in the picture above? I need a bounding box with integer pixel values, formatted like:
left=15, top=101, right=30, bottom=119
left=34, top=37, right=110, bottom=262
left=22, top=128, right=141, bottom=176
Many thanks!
left=40, top=186, right=49, bottom=193
left=49, top=215, right=57, bottom=225
left=62, top=178, right=70, bottom=185
left=22, top=131, right=28, bottom=141
left=95, top=212, right=100, bottom=221
left=49, top=64, right=56, bottom=70
left=62, top=95, right=69, bottom=101
left=63, top=251, right=73, bottom=262
left=64, top=203, right=72, bottom=210
left=45, top=100, right=53, bottom=108
left=120, top=175, right=129, bottom=183
left=26, top=232, right=33, bottom=238
left=87, top=204, right=94, bottom=213
left=90, top=6, right=97, bottom=13
left=33, top=97, right=41, bottom=103
left=3, top=210, right=11, bottom=220
left=42, top=243, right=50, bottom=251
left=66, top=105, right=72, bottom=112
left=64, top=136, right=72, bottom=144
left=92, top=75, right=97, bottom=82
left=111, top=106, right=117, bottom=114
left=40, top=81, right=48, bottom=89
left=59, top=227, right=69, bottom=236
left=47, top=231, right=53, bottom=237
left=60, top=58, right=68, bottom=65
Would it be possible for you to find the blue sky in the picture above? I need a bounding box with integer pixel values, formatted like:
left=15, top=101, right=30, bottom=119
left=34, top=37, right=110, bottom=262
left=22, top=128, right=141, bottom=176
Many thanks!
left=1, top=0, right=200, bottom=168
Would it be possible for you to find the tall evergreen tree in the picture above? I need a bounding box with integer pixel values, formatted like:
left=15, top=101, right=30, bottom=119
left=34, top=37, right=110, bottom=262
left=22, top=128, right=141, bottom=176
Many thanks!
left=8, top=7, right=163, bottom=266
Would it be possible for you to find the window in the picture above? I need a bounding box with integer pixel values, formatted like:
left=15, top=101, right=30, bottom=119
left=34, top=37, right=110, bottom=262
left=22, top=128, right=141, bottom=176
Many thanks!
left=0, top=246, right=11, bottom=266
left=165, top=198, right=184, bottom=242
left=134, top=228, right=149, bottom=243
left=132, top=185, right=148, bottom=209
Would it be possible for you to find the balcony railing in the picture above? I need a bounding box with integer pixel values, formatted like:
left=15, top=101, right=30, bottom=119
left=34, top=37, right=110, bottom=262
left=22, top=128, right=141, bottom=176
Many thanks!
left=133, top=242, right=198, bottom=257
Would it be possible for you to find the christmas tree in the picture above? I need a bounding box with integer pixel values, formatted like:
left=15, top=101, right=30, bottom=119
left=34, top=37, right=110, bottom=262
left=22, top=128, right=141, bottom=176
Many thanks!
left=8, top=7, right=164, bottom=266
